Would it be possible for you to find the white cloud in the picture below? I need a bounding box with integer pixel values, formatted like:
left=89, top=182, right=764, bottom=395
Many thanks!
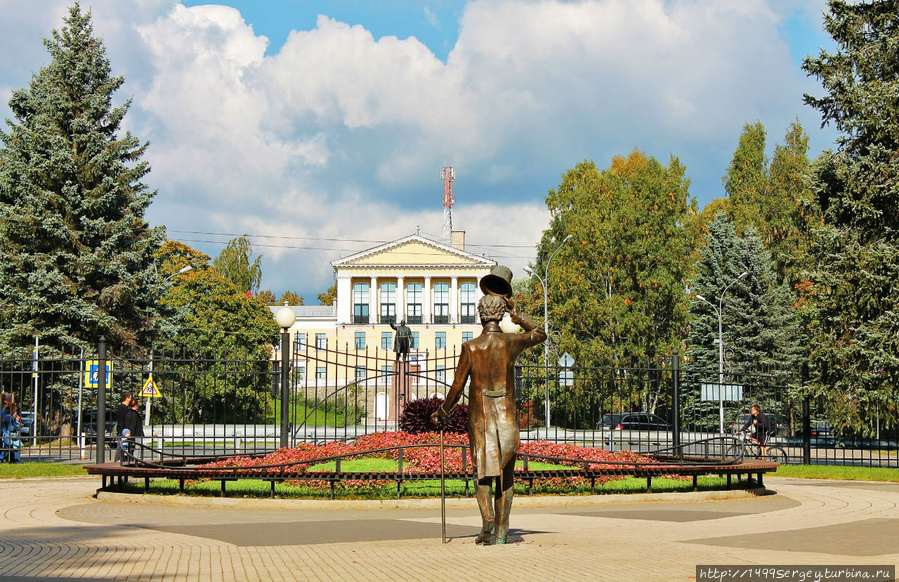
left=0, top=0, right=836, bottom=298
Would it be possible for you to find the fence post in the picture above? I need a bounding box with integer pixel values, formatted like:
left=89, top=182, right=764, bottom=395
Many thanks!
left=97, top=336, right=107, bottom=463
left=802, top=362, right=811, bottom=465
left=672, top=351, right=680, bottom=451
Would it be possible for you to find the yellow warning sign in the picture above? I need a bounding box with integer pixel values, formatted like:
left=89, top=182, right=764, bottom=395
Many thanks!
left=141, top=375, right=161, bottom=398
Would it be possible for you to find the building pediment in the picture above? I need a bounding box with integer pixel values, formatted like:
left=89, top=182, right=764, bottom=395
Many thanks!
left=332, top=235, right=495, bottom=269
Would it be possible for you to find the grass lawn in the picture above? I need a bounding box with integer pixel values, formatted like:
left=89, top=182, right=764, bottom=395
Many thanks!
left=271, top=400, right=357, bottom=427
left=3, top=461, right=897, bottom=497
left=774, top=464, right=899, bottom=482
left=0, top=463, right=87, bottom=479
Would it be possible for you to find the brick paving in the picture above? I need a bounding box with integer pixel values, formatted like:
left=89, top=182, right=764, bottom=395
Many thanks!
left=0, top=476, right=897, bottom=581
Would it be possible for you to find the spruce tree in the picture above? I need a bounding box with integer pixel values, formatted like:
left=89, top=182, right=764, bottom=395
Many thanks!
left=686, top=214, right=801, bottom=428
left=0, top=4, right=165, bottom=356
left=687, top=213, right=744, bottom=376
left=802, top=0, right=899, bottom=434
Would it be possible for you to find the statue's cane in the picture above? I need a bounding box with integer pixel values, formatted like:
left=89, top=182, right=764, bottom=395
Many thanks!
left=439, top=423, right=446, bottom=544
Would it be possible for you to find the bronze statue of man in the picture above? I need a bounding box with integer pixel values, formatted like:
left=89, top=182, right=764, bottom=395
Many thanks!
left=431, top=266, right=546, bottom=545
left=389, top=319, right=412, bottom=362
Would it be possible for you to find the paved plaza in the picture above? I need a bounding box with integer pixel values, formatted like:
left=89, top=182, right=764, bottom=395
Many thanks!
left=0, top=475, right=897, bottom=581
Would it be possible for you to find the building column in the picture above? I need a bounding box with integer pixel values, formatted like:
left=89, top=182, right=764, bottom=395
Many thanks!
left=423, top=275, right=432, bottom=325
left=450, top=275, right=459, bottom=325
left=369, top=274, right=378, bottom=325
left=397, top=275, right=405, bottom=323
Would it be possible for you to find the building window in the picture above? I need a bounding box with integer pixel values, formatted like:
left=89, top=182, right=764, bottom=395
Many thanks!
left=436, top=366, right=446, bottom=384
left=316, top=366, right=327, bottom=380
left=355, top=366, right=366, bottom=383
left=353, top=282, right=370, bottom=324
left=295, top=333, right=307, bottom=350
left=462, top=331, right=473, bottom=343
left=435, top=332, right=446, bottom=350
left=381, top=331, right=392, bottom=350
left=460, top=282, right=476, bottom=324
left=406, top=282, right=423, bottom=324
left=380, top=282, right=396, bottom=324
left=315, top=333, right=327, bottom=350
left=296, top=366, right=305, bottom=381
left=381, top=365, right=392, bottom=386
left=411, top=332, right=419, bottom=349
left=355, top=331, right=366, bottom=350
left=433, top=282, right=449, bottom=324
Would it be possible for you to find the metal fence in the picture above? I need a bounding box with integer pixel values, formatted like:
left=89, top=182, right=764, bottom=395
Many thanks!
left=1, top=343, right=896, bottom=467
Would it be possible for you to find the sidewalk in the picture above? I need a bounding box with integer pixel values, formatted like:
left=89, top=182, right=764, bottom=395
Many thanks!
left=0, top=476, right=897, bottom=581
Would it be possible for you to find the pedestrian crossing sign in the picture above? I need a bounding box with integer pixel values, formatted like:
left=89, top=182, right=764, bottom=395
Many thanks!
left=141, top=375, right=161, bottom=398
left=84, top=361, right=113, bottom=389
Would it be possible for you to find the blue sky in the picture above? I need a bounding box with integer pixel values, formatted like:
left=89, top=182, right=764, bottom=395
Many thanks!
left=182, top=0, right=468, bottom=60
left=0, top=0, right=839, bottom=299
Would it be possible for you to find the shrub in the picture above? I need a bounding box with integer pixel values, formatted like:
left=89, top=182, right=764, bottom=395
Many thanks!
left=399, top=395, right=468, bottom=434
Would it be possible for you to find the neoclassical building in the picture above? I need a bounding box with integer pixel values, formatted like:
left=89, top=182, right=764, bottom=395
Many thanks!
left=272, top=232, right=497, bottom=416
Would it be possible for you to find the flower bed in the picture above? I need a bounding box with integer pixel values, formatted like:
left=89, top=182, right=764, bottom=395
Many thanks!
left=199, top=432, right=680, bottom=494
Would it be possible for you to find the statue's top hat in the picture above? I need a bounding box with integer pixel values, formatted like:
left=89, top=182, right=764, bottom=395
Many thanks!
left=479, top=265, right=513, bottom=298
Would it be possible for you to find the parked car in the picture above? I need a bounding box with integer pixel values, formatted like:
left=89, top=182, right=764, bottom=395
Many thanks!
left=811, top=420, right=834, bottom=439
left=597, top=413, right=670, bottom=431
left=81, top=408, right=118, bottom=448
left=18, top=411, right=34, bottom=437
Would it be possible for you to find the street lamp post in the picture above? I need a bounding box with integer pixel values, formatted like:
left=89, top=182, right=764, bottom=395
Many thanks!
left=165, top=265, right=193, bottom=281
left=524, top=233, right=573, bottom=431
left=275, top=305, right=297, bottom=449
left=696, top=271, right=748, bottom=434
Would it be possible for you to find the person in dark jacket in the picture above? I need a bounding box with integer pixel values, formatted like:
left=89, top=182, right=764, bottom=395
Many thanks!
left=123, top=400, right=144, bottom=460
left=115, top=392, right=133, bottom=437
left=739, top=404, right=771, bottom=456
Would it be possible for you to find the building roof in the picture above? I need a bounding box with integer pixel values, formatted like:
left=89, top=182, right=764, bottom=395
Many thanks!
left=331, top=234, right=495, bottom=270
left=268, top=305, right=336, bottom=318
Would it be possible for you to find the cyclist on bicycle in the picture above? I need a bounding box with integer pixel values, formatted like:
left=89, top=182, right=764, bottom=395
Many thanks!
left=737, top=404, right=771, bottom=456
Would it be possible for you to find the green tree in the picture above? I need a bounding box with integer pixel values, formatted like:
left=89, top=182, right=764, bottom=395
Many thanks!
left=689, top=214, right=802, bottom=374
left=717, top=120, right=817, bottom=284
left=801, top=0, right=899, bottom=434
left=686, top=213, right=802, bottom=429
left=279, top=290, right=304, bottom=305
left=686, top=213, right=745, bottom=375
left=723, top=121, right=768, bottom=232
left=156, top=240, right=279, bottom=423
left=765, top=120, right=817, bottom=282
left=533, top=152, right=699, bottom=423
left=255, top=290, right=277, bottom=305
left=0, top=4, right=165, bottom=356
left=317, top=283, right=337, bottom=306
left=213, top=235, right=262, bottom=295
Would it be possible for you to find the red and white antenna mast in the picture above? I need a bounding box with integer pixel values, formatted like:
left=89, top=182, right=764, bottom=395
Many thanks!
left=441, top=166, right=454, bottom=243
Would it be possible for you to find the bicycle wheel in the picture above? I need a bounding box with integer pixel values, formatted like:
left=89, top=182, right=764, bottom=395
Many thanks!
left=766, top=447, right=787, bottom=464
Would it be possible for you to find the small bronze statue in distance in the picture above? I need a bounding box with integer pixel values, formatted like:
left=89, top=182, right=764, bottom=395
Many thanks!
left=431, top=266, right=546, bottom=545
left=389, top=319, right=412, bottom=362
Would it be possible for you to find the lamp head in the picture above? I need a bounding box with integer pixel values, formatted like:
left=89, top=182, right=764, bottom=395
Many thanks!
left=275, top=306, right=296, bottom=330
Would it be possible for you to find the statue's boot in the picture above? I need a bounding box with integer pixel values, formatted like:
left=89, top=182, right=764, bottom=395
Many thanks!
left=494, top=486, right=514, bottom=544
left=475, top=483, right=494, bottom=545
